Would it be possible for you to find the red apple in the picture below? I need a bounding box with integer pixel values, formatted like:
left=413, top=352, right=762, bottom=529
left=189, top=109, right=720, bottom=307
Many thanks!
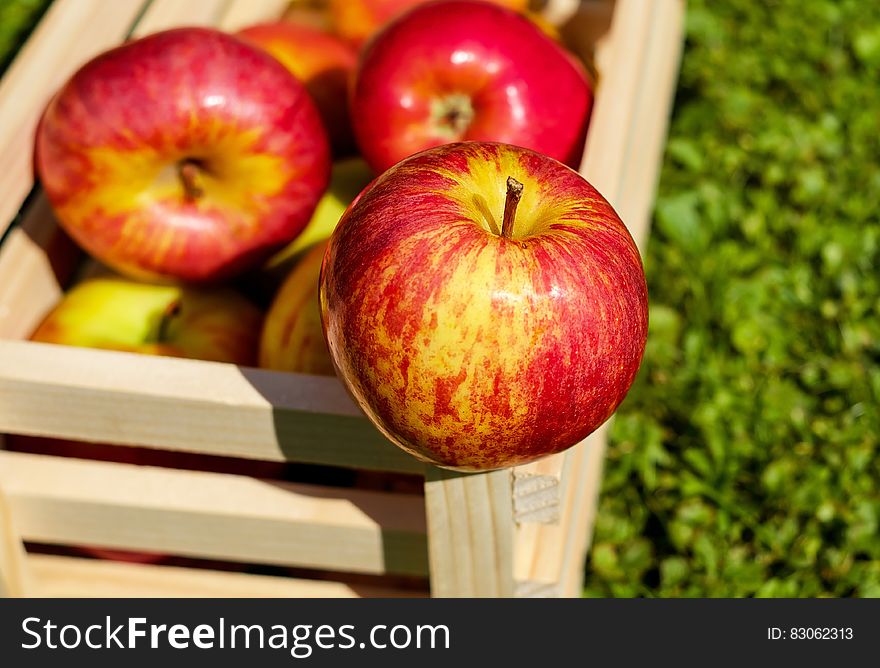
left=350, top=1, right=592, bottom=173
left=329, top=0, right=527, bottom=48
left=260, top=240, right=335, bottom=375
left=320, top=142, right=647, bottom=470
left=35, top=27, right=330, bottom=283
left=237, top=22, right=358, bottom=156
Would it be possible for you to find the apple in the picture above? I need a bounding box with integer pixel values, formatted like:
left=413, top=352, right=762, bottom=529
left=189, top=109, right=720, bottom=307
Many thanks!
left=237, top=21, right=358, bottom=156
left=260, top=240, right=334, bottom=376
left=319, top=142, right=648, bottom=471
left=350, top=0, right=592, bottom=174
left=35, top=27, right=330, bottom=283
left=30, top=276, right=264, bottom=365
left=329, top=0, right=527, bottom=48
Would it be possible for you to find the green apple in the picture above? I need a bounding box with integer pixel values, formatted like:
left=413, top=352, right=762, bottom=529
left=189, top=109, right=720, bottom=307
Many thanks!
left=31, top=276, right=263, bottom=365
left=266, top=157, right=373, bottom=270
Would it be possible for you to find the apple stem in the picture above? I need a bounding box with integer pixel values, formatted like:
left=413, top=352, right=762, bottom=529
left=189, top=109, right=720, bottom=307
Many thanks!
left=501, top=176, right=524, bottom=239
left=156, top=299, right=182, bottom=343
left=178, top=160, right=204, bottom=201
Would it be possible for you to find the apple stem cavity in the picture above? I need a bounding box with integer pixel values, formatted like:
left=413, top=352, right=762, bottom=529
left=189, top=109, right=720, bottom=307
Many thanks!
left=501, top=177, right=524, bottom=239
left=178, top=160, right=204, bottom=201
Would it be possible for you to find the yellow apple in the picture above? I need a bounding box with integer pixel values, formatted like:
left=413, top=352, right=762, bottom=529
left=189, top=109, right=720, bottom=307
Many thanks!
left=260, top=240, right=333, bottom=375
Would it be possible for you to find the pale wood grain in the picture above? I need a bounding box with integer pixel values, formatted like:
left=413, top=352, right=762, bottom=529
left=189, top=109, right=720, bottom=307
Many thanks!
left=0, top=451, right=428, bottom=576
left=131, top=0, right=232, bottom=36
left=0, top=0, right=684, bottom=598
left=424, top=467, right=515, bottom=597
left=0, top=471, right=32, bottom=597
left=0, top=0, right=146, bottom=241
left=29, top=554, right=424, bottom=598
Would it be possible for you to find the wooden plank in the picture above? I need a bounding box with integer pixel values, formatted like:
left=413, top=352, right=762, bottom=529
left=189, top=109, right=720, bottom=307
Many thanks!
left=0, top=197, right=80, bottom=340
left=424, top=467, right=515, bottom=597
left=579, top=0, right=684, bottom=250
left=0, top=466, right=31, bottom=597
left=0, top=0, right=146, bottom=240
left=29, top=555, right=424, bottom=598
left=0, top=340, right=422, bottom=472
left=0, top=451, right=428, bottom=576
left=131, top=0, right=232, bottom=36
left=512, top=453, right=566, bottom=524
left=218, top=0, right=293, bottom=30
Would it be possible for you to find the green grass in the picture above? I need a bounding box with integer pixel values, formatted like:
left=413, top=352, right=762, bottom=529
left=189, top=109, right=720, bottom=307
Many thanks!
left=585, top=0, right=880, bottom=597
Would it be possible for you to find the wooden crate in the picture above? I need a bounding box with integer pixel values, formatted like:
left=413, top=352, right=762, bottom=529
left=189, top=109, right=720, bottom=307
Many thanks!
left=0, top=0, right=684, bottom=598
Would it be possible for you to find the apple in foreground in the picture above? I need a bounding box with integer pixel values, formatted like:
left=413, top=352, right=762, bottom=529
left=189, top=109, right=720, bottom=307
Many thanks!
left=350, top=0, right=592, bottom=174
left=328, top=0, right=526, bottom=48
left=31, top=276, right=264, bottom=365
left=35, top=27, right=330, bottom=283
left=319, top=142, right=648, bottom=470
left=237, top=21, right=358, bottom=156
left=260, top=240, right=334, bottom=376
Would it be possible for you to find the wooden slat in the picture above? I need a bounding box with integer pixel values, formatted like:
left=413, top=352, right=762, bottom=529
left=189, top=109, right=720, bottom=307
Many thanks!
left=0, top=478, right=31, bottom=597
left=218, top=0, right=293, bottom=30
left=29, top=555, right=424, bottom=598
left=424, top=467, right=515, bottom=597
left=0, top=197, right=79, bottom=340
left=0, top=451, right=428, bottom=576
left=579, top=0, right=684, bottom=250
left=513, top=424, right=606, bottom=597
left=0, top=340, right=422, bottom=472
left=0, top=0, right=146, bottom=240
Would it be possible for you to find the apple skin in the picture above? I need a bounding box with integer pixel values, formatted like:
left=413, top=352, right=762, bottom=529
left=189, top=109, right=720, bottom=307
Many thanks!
left=31, top=276, right=264, bottom=365
left=260, top=240, right=334, bottom=375
left=329, top=0, right=526, bottom=48
left=350, top=1, right=592, bottom=174
left=35, top=27, right=330, bottom=283
left=319, top=142, right=647, bottom=471
left=237, top=22, right=358, bottom=156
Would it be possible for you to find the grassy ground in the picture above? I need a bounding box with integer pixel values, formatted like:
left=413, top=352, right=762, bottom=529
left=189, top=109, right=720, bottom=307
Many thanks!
left=585, top=0, right=880, bottom=597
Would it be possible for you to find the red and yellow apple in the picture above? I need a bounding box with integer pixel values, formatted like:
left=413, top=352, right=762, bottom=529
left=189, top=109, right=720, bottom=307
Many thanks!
left=320, top=142, right=648, bottom=470
left=35, top=27, right=330, bottom=283
left=31, top=276, right=264, bottom=365
left=329, top=0, right=527, bottom=48
left=260, top=240, right=334, bottom=376
left=237, top=21, right=358, bottom=156
left=350, top=0, right=592, bottom=173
